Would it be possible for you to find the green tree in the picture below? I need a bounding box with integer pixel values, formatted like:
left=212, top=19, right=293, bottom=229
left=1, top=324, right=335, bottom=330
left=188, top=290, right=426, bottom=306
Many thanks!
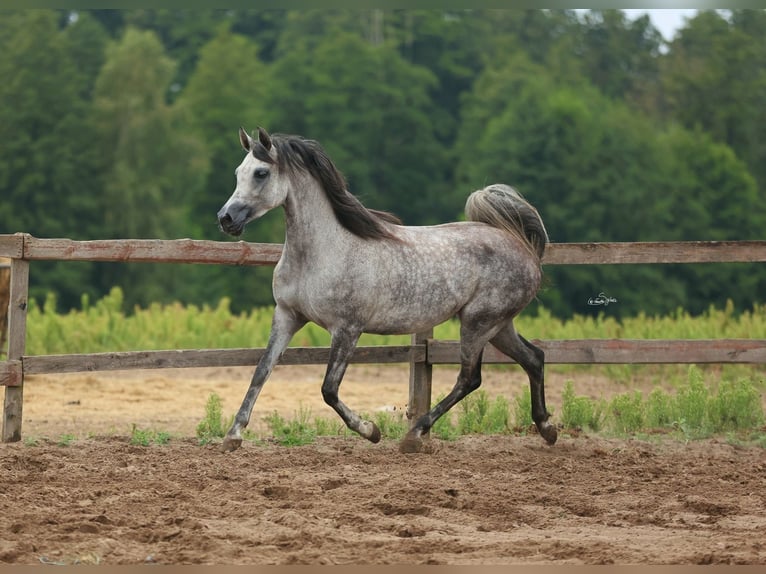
left=455, top=53, right=763, bottom=316
left=661, top=10, right=766, bottom=191
left=576, top=10, right=663, bottom=105
left=0, top=11, right=103, bottom=308
left=269, top=26, right=447, bottom=224
left=121, top=10, right=225, bottom=97
left=657, top=126, right=765, bottom=311
left=90, top=27, right=209, bottom=306
left=176, top=23, right=277, bottom=308
left=177, top=24, right=273, bottom=237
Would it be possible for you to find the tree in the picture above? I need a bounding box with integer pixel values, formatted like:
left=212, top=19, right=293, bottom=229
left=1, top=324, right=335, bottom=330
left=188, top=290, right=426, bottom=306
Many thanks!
left=268, top=25, right=448, bottom=224
left=657, top=126, right=765, bottom=312
left=661, top=10, right=766, bottom=191
left=175, top=23, right=277, bottom=308
left=0, top=11, right=103, bottom=307
left=455, top=52, right=764, bottom=316
left=90, top=27, right=209, bottom=306
left=576, top=10, right=663, bottom=104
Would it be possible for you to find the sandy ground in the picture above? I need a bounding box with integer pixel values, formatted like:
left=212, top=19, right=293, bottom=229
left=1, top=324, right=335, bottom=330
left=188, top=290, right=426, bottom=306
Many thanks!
left=10, top=364, right=698, bottom=438
left=1, top=365, right=765, bottom=565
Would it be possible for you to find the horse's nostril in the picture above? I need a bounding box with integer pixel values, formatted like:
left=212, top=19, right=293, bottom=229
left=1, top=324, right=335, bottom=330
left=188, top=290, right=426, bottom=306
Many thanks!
left=219, top=213, right=233, bottom=225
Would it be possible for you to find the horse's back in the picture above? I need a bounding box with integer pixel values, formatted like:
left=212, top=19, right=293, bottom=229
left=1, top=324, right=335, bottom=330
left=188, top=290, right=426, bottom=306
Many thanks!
left=347, top=222, right=542, bottom=334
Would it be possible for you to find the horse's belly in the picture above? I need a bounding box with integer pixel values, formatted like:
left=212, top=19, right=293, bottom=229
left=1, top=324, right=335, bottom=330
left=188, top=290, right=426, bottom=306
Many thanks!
left=362, top=299, right=461, bottom=335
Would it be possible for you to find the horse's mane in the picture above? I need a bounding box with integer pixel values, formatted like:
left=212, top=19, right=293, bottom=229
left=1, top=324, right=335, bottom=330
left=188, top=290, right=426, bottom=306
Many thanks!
left=251, top=134, right=401, bottom=241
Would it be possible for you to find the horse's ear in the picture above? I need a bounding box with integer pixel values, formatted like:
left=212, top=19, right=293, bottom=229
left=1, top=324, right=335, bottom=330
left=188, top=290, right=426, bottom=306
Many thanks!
left=239, top=126, right=252, bottom=151
left=257, top=126, right=272, bottom=151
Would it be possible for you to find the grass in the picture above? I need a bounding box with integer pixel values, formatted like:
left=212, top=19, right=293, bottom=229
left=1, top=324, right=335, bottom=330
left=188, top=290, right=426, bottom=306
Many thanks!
left=130, top=425, right=171, bottom=446
left=236, top=366, right=764, bottom=447
left=263, top=406, right=319, bottom=446
left=57, top=433, right=76, bottom=447
left=561, top=380, right=606, bottom=431
left=23, top=289, right=766, bottom=383
left=195, top=392, right=232, bottom=444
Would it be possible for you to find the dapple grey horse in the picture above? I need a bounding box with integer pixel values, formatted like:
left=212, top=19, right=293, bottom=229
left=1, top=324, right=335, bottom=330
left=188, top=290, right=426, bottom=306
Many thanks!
left=217, top=127, right=557, bottom=453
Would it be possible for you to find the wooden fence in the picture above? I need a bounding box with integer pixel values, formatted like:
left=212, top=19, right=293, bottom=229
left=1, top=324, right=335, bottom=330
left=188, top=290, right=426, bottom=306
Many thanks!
left=2, top=232, right=766, bottom=443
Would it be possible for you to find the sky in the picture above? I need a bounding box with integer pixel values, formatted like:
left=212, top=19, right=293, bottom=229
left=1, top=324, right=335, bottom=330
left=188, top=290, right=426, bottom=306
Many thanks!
left=574, top=9, right=701, bottom=42
left=623, top=9, right=698, bottom=41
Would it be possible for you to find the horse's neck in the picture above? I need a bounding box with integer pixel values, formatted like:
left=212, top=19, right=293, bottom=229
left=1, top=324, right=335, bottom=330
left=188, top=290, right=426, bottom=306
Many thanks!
left=282, top=178, right=348, bottom=260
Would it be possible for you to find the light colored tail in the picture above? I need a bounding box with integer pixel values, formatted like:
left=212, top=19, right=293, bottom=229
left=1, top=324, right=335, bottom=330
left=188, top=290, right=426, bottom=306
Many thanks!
left=465, top=184, right=548, bottom=261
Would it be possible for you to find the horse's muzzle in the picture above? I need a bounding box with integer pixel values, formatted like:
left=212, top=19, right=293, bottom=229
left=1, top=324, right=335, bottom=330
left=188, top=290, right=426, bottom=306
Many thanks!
left=217, top=202, right=251, bottom=237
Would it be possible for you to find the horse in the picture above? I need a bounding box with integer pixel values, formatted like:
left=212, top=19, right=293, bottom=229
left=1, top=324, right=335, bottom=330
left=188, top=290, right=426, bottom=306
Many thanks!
left=217, top=127, right=557, bottom=453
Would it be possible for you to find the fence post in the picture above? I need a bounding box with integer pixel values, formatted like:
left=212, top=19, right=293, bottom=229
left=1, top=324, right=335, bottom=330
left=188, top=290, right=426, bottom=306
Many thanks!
left=407, top=329, right=433, bottom=434
left=0, top=258, right=9, bottom=357
left=2, top=257, right=29, bottom=443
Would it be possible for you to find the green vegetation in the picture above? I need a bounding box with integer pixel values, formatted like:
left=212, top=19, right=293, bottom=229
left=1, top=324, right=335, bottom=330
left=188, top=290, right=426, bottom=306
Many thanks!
left=18, top=289, right=765, bottom=448
left=32, top=367, right=764, bottom=449
left=57, top=433, right=76, bottom=447
left=2, top=10, right=766, bottom=318
left=245, top=378, right=765, bottom=448
left=263, top=407, right=322, bottom=447
left=24, top=288, right=766, bottom=359
left=195, top=392, right=232, bottom=445
left=242, top=367, right=764, bottom=447
left=130, top=425, right=171, bottom=446
left=561, top=381, right=606, bottom=432
left=574, top=366, right=765, bottom=440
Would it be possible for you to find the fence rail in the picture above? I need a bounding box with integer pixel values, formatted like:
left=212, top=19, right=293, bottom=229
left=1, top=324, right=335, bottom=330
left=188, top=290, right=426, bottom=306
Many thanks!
left=2, top=233, right=766, bottom=442
left=3, top=234, right=766, bottom=265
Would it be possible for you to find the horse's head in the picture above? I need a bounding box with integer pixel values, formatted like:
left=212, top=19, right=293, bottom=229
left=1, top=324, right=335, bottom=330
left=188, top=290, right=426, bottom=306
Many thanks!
left=217, top=127, right=288, bottom=237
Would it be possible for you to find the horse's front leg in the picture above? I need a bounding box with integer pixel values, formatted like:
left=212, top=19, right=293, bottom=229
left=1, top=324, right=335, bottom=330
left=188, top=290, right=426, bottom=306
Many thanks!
left=321, top=328, right=381, bottom=443
left=221, top=306, right=305, bottom=452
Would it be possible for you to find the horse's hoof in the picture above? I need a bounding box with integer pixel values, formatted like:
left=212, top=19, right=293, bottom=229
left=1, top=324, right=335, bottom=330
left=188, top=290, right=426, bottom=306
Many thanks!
left=221, top=435, right=242, bottom=453
left=399, top=434, right=423, bottom=454
left=538, top=422, right=558, bottom=446
left=368, top=422, right=381, bottom=444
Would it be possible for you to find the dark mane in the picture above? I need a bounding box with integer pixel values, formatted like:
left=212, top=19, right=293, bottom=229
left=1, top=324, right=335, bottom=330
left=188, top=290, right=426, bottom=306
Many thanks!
left=251, top=134, right=401, bottom=240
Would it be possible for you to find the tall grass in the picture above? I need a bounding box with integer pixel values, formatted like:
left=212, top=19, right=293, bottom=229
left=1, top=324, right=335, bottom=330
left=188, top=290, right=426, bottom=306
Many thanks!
left=558, top=366, right=764, bottom=439
left=21, top=288, right=766, bottom=391
left=24, top=287, right=766, bottom=356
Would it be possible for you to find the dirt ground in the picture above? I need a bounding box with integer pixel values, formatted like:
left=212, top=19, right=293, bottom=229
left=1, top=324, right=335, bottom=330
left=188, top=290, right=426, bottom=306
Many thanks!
left=1, top=365, right=765, bottom=565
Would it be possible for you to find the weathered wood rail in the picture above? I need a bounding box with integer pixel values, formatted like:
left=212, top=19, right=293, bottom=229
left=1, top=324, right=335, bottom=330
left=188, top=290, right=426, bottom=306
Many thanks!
left=2, top=233, right=766, bottom=442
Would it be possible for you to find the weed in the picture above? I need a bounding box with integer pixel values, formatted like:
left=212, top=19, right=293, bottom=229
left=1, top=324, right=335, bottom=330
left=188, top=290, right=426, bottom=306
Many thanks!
left=433, top=415, right=459, bottom=440
left=609, top=391, right=645, bottom=434
left=708, top=378, right=764, bottom=433
left=23, top=436, right=39, bottom=447
left=456, top=390, right=511, bottom=435
left=561, top=380, right=605, bottom=431
left=372, top=410, right=408, bottom=440
left=312, top=415, right=341, bottom=437
left=264, top=406, right=316, bottom=446
left=130, top=425, right=172, bottom=446
left=57, top=433, right=76, bottom=447
left=513, top=386, right=533, bottom=429
left=645, top=387, right=676, bottom=429
left=25, top=289, right=766, bottom=387
left=196, top=393, right=232, bottom=444
left=426, top=393, right=458, bottom=440
left=675, top=366, right=710, bottom=436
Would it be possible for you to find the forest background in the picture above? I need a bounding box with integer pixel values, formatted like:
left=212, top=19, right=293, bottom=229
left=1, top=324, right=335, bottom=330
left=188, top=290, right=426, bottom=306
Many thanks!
left=1, top=9, right=764, bottom=319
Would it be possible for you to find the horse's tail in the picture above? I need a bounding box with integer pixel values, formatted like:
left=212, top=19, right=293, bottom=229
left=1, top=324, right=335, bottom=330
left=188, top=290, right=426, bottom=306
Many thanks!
left=464, top=184, right=548, bottom=262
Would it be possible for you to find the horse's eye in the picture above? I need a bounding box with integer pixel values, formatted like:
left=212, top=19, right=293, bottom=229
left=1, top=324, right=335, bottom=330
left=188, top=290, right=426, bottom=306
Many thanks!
left=253, top=168, right=269, bottom=180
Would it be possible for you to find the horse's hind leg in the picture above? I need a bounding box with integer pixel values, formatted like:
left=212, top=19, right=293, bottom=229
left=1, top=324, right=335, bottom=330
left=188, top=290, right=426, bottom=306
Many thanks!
left=221, top=306, right=306, bottom=452
left=491, top=325, right=557, bottom=445
left=400, top=322, right=489, bottom=453
left=321, top=327, right=381, bottom=443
